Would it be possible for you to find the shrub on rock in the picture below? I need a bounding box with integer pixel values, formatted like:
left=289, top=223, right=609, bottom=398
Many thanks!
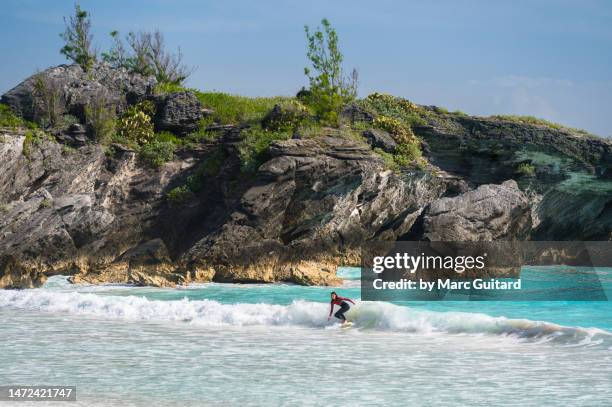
left=261, top=100, right=309, bottom=132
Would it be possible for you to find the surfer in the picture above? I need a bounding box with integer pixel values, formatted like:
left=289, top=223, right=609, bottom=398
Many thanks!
left=328, top=292, right=355, bottom=324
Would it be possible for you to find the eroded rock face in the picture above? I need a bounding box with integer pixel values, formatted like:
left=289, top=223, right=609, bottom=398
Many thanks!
left=182, top=136, right=448, bottom=283
left=422, top=180, right=532, bottom=241
left=1, top=99, right=610, bottom=289
left=70, top=239, right=182, bottom=287
left=0, top=127, right=451, bottom=288
left=414, top=113, right=612, bottom=185
left=0, top=129, right=190, bottom=288
left=413, top=112, right=612, bottom=240
left=533, top=182, right=612, bottom=241
left=1, top=63, right=156, bottom=124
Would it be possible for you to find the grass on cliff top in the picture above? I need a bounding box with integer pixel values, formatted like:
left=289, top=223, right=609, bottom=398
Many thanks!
left=488, top=114, right=590, bottom=135
left=357, top=93, right=428, bottom=128
left=353, top=94, right=427, bottom=170
left=193, top=91, right=295, bottom=126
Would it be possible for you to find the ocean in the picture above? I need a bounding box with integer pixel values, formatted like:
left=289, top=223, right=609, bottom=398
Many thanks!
left=0, top=267, right=610, bottom=406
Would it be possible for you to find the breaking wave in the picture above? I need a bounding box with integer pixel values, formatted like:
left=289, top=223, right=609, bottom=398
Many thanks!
left=0, top=288, right=609, bottom=347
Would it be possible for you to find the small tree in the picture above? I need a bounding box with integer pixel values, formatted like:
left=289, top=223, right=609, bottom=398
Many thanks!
left=304, top=19, right=358, bottom=124
left=145, top=30, right=192, bottom=84
left=125, top=31, right=156, bottom=78
left=103, top=30, right=192, bottom=84
left=60, top=4, right=96, bottom=71
left=101, top=30, right=129, bottom=70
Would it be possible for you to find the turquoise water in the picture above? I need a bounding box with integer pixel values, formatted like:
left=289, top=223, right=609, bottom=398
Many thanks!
left=1, top=267, right=611, bottom=406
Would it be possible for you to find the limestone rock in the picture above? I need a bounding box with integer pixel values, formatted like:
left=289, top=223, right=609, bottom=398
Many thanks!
left=1, top=62, right=156, bottom=126
left=422, top=180, right=532, bottom=241
left=153, top=91, right=202, bottom=135
left=183, top=135, right=448, bottom=283
left=362, top=128, right=397, bottom=153
left=340, top=103, right=374, bottom=124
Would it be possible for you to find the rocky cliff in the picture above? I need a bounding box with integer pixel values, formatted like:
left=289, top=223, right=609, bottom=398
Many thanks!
left=1, top=64, right=610, bottom=288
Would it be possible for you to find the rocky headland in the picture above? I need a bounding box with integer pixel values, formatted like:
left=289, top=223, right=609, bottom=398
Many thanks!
left=1, top=64, right=610, bottom=288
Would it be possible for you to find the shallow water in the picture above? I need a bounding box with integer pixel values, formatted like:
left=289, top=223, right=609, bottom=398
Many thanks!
left=0, top=268, right=611, bottom=406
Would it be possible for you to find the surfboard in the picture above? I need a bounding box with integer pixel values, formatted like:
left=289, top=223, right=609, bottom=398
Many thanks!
left=341, top=322, right=353, bottom=329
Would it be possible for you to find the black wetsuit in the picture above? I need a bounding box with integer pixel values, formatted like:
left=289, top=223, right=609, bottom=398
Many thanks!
left=334, top=301, right=351, bottom=321
left=329, top=296, right=355, bottom=321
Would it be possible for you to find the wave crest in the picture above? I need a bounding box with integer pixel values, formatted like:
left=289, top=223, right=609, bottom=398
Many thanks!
left=0, top=289, right=609, bottom=347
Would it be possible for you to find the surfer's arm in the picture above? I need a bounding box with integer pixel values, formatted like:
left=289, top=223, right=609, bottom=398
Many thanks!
left=328, top=302, right=334, bottom=317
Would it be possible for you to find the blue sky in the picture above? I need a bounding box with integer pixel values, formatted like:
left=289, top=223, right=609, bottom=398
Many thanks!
left=1, top=0, right=611, bottom=136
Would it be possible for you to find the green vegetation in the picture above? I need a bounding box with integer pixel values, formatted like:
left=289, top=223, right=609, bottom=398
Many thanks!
left=22, top=131, right=35, bottom=157
left=184, top=124, right=218, bottom=144
left=373, top=116, right=414, bottom=143
left=373, top=148, right=399, bottom=171
left=188, top=149, right=224, bottom=185
left=166, top=185, right=193, bottom=205
left=359, top=93, right=426, bottom=127
left=32, top=74, right=62, bottom=128
left=85, top=95, right=116, bottom=144
left=39, top=198, right=52, bottom=209
left=154, top=130, right=183, bottom=145
left=117, top=101, right=155, bottom=145
left=154, top=82, right=187, bottom=95
left=60, top=4, right=191, bottom=85
left=372, top=115, right=424, bottom=169
left=60, top=4, right=96, bottom=71
left=138, top=139, right=176, bottom=168
left=22, top=130, right=50, bottom=158
left=516, top=162, right=536, bottom=177
left=61, top=144, right=77, bottom=155
left=51, top=10, right=429, bottom=173
left=303, top=19, right=358, bottom=125
left=393, top=142, right=424, bottom=168
left=353, top=93, right=428, bottom=170
left=490, top=115, right=589, bottom=135
left=115, top=105, right=185, bottom=168
left=0, top=104, right=34, bottom=129
left=194, top=91, right=293, bottom=126
left=433, top=106, right=449, bottom=114
left=261, top=100, right=310, bottom=132
left=48, top=8, right=601, bottom=180
left=238, top=126, right=292, bottom=172
left=102, top=30, right=192, bottom=85
left=166, top=148, right=225, bottom=205
left=491, top=115, right=564, bottom=128
left=61, top=114, right=80, bottom=127
left=112, top=102, right=179, bottom=169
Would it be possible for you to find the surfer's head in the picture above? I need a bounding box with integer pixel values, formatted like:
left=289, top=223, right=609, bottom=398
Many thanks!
left=331, top=291, right=337, bottom=300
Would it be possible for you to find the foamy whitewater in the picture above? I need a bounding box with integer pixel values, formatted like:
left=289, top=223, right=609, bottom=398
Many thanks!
left=1, top=268, right=611, bottom=406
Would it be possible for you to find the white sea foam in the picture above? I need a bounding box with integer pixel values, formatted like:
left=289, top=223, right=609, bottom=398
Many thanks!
left=0, top=288, right=609, bottom=347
